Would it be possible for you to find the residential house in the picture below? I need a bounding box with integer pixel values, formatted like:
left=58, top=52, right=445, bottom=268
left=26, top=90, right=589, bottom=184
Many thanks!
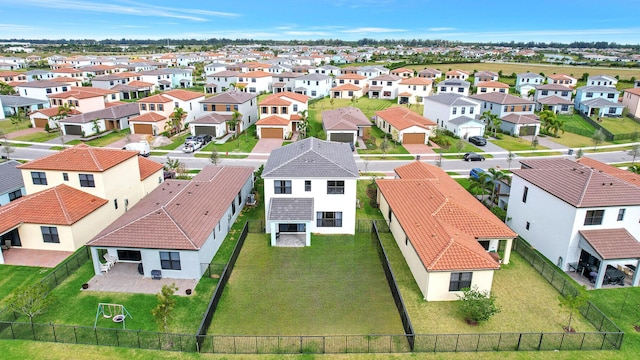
left=271, top=72, right=304, bottom=94
left=397, top=77, right=433, bottom=104
left=310, top=65, right=340, bottom=77
left=111, top=80, right=154, bottom=100
left=470, top=92, right=540, bottom=136
left=621, top=87, right=640, bottom=118
left=162, top=89, right=205, bottom=125
left=87, top=166, right=254, bottom=280
left=29, top=106, right=82, bottom=129
left=128, top=94, right=173, bottom=135
left=196, top=90, right=258, bottom=137
left=473, top=71, right=500, bottom=86
left=547, top=74, right=577, bottom=88
left=423, top=93, right=484, bottom=138
left=475, top=81, right=509, bottom=94
left=574, top=85, right=624, bottom=117
left=0, top=70, right=27, bottom=84
left=357, top=65, right=389, bottom=79
left=293, top=73, right=332, bottom=98
left=322, top=107, right=371, bottom=145
left=0, top=145, right=163, bottom=262
left=587, top=75, right=617, bottom=87
left=368, top=74, right=402, bottom=100
left=436, top=79, right=471, bottom=96
left=0, top=160, right=25, bottom=206
left=205, top=70, right=240, bottom=94
left=162, top=68, right=194, bottom=88
left=257, top=92, right=309, bottom=139
left=57, top=102, right=139, bottom=136
left=25, top=70, right=54, bottom=81
left=375, top=107, right=435, bottom=144
left=445, top=69, right=470, bottom=80
left=376, top=161, right=516, bottom=301
left=138, top=70, right=173, bottom=91
left=515, top=72, right=544, bottom=96
left=0, top=95, right=48, bottom=120
left=332, top=73, right=367, bottom=99
left=47, top=87, right=120, bottom=113
left=534, top=84, right=574, bottom=113
left=506, top=158, right=640, bottom=289
left=390, top=67, right=414, bottom=78
left=417, top=68, right=442, bottom=79
left=51, top=68, right=84, bottom=80
left=263, top=137, right=359, bottom=245
left=204, top=62, right=228, bottom=76
left=90, top=74, right=129, bottom=90
left=15, top=80, right=73, bottom=101
left=237, top=70, right=272, bottom=94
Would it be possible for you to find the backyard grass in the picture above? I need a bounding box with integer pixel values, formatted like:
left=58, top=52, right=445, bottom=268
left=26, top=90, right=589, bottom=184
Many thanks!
left=489, top=135, right=550, bottom=152
left=200, top=125, right=258, bottom=153
left=559, top=114, right=597, bottom=136
left=356, top=179, right=385, bottom=220
left=0, top=265, right=49, bottom=308
left=357, top=126, right=410, bottom=155
left=599, top=116, right=640, bottom=135
left=0, top=118, right=31, bottom=134
left=81, top=130, right=131, bottom=147
left=11, top=131, right=61, bottom=143
left=208, top=233, right=404, bottom=336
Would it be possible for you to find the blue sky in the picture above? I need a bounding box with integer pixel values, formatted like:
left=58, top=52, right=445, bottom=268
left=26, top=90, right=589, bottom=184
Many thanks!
left=1, top=0, right=639, bottom=43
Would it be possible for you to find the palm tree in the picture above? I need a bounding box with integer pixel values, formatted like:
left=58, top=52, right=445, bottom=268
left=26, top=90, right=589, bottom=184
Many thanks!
left=539, top=110, right=558, bottom=135
left=0, top=82, right=15, bottom=95
left=486, top=168, right=507, bottom=205
left=480, top=111, right=499, bottom=137
left=297, top=109, right=309, bottom=139
left=629, top=165, right=640, bottom=174
left=228, top=110, right=242, bottom=148
left=168, top=107, right=186, bottom=136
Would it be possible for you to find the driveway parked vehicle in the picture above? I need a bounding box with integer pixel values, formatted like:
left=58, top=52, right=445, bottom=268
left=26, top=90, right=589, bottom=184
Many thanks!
left=195, top=134, right=212, bottom=145
left=469, top=136, right=487, bottom=146
left=182, top=140, right=202, bottom=153
left=469, top=167, right=485, bottom=179
left=464, top=152, right=485, bottom=161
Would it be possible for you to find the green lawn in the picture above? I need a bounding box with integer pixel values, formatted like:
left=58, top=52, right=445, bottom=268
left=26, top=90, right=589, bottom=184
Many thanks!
left=153, top=133, right=191, bottom=151
left=544, top=131, right=614, bottom=148
left=208, top=233, right=404, bottom=336
left=82, top=130, right=131, bottom=147
left=200, top=125, right=258, bottom=153
left=0, top=118, right=31, bottom=134
left=357, top=126, right=410, bottom=155
left=0, top=265, right=49, bottom=308
left=356, top=179, right=385, bottom=220
left=489, top=135, right=550, bottom=151
left=599, top=116, right=640, bottom=135
left=559, top=114, right=597, bottom=135
left=11, top=131, right=61, bottom=143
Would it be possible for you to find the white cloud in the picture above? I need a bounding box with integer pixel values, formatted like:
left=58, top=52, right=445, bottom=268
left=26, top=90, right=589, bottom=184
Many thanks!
left=428, top=27, right=455, bottom=31
left=0, top=23, right=40, bottom=32
left=283, top=31, right=331, bottom=37
left=341, top=27, right=406, bottom=34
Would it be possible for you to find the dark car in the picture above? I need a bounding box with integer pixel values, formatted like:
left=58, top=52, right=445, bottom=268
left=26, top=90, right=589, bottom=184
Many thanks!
left=464, top=152, right=485, bottom=161
left=195, top=134, right=213, bottom=145
left=469, top=136, right=487, bottom=146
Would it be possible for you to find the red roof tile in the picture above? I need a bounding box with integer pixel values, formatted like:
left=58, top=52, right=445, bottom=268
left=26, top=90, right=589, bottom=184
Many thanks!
left=138, top=156, right=164, bottom=180
left=375, top=106, right=436, bottom=130
left=18, top=144, right=138, bottom=172
left=163, top=89, right=204, bottom=101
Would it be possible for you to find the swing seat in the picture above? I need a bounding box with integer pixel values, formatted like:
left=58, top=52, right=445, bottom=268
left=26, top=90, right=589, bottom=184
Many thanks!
left=103, top=313, right=112, bottom=319
left=112, top=315, right=125, bottom=323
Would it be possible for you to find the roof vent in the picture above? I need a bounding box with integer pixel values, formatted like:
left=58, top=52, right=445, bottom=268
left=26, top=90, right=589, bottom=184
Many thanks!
left=204, top=211, right=209, bottom=216
left=176, top=203, right=180, bottom=206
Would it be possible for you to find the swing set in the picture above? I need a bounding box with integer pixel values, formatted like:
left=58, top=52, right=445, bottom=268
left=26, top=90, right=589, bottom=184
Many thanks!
left=94, top=303, right=132, bottom=329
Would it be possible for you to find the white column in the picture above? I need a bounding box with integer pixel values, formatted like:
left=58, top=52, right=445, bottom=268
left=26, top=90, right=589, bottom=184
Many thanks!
left=502, top=238, right=513, bottom=265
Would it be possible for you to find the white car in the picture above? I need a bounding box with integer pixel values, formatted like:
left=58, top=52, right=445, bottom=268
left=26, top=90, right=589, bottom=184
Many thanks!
left=182, top=140, right=202, bottom=153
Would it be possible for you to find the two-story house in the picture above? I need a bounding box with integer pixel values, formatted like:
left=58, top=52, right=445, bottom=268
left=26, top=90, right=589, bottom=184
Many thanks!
left=47, top=87, right=120, bottom=113
left=0, top=160, right=25, bottom=206
left=368, top=74, right=402, bottom=100
left=162, top=89, right=205, bottom=125
left=331, top=74, right=368, bottom=99
left=205, top=70, right=240, bottom=94
left=547, top=74, right=577, bottom=88
left=193, top=90, right=258, bottom=137
left=15, top=80, right=73, bottom=101
left=204, top=62, right=228, bottom=76
left=515, top=72, right=544, bottom=96
left=423, top=93, right=484, bottom=138
left=128, top=94, right=173, bottom=135
left=375, top=107, right=436, bottom=144
left=574, top=85, right=624, bottom=117
left=0, top=145, right=163, bottom=264
left=436, top=79, right=471, bottom=96
left=390, top=67, right=413, bottom=78
left=237, top=70, right=272, bottom=94
left=138, top=70, right=173, bottom=91
left=586, top=75, right=617, bottom=87
left=475, top=81, right=509, bottom=94
left=417, top=68, right=442, bottom=79
left=445, top=69, right=470, bottom=80
left=473, top=71, right=499, bottom=86
left=506, top=158, right=640, bottom=289
left=322, top=106, right=372, bottom=145
left=470, top=92, right=540, bottom=136
left=621, top=87, right=640, bottom=118
left=397, top=77, right=433, bottom=104
left=293, top=73, right=332, bottom=99
left=263, top=138, right=359, bottom=246
left=271, top=71, right=303, bottom=94
left=256, top=92, right=309, bottom=139
left=534, top=84, right=574, bottom=113
left=377, top=161, right=516, bottom=301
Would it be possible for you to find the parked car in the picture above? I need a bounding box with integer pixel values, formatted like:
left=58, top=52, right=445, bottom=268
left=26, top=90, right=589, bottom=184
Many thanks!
left=122, top=141, right=151, bottom=157
left=469, top=136, right=487, bottom=146
left=469, top=167, right=485, bottom=179
left=195, top=134, right=213, bottom=145
left=464, top=152, right=485, bottom=162
left=182, top=140, right=202, bottom=153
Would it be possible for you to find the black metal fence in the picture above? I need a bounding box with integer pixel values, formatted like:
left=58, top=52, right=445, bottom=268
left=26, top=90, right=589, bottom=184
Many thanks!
left=247, top=219, right=265, bottom=233
left=372, top=221, right=415, bottom=350
left=356, top=219, right=389, bottom=233
left=195, top=221, right=249, bottom=351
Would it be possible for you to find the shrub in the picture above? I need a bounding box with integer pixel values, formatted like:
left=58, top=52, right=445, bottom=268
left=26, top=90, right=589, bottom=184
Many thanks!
left=44, top=123, right=50, bottom=132
left=457, top=287, right=501, bottom=324
left=491, top=206, right=507, bottom=221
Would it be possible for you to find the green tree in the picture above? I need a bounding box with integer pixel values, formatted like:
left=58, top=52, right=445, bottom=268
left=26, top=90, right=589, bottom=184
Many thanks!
left=209, top=146, right=219, bottom=165
left=558, top=288, right=588, bottom=332
left=0, top=82, right=16, bottom=95
left=487, top=168, right=507, bottom=205
left=457, top=287, right=501, bottom=324
left=380, top=136, right=390, bottom=157
left=227, top=110, right=242, bottom=148
left=151, top=283, right=178, bottom=333
left=166, top=107, right=186, bottom=136
left=7, top=283, right=54, bottom=323
left=480, top=111, right=500, bottom=137
left=628, top=144, right=640, bottom=164
left=297, top=109, right=309, bottom=139
left=629, top=164, right=640, bottom=174
left=591, top=128, right=606, bottom=150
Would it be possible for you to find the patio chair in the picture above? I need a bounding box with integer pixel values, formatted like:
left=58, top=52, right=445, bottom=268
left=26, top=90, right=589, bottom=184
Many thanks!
left=99, top=263, right=110, bottom=273
left=103, top=253, right=117, bottom=264
left=151, top=270, right=162, bottom=280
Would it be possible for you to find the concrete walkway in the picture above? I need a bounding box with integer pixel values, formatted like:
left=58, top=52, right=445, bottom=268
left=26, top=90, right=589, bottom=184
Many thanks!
left=215, top=133, right=234, bottom=144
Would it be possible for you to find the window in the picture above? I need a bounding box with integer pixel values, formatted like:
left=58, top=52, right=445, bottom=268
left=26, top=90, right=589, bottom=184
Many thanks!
left=41, top=226, right=59, bottom=243
left=114, top=199, right=118, bottom=210
left=149, top=103, right=155, bottom=111
left=117, top=250, right=141, bottom=261
left=440, top=86, right=446, bottom=92
left=449, top=272, right=472, bottom=291
left=608, top=107, right=617, bottom=114
left=203, top=104, right=208, bottom=111
left=561, top=105, right=569, bottom=111
left=504, top=106, right=509, bottom=112
left=140, top=103, right=147, bottom=111
left=158, top=104, right=163, bottom=111
left=561, top=91, right=569, bottom=97
left=271, top=106, right=278, bottom=114
left=541, top=90, right=548, bottom=96
left=469, top=107, right=474, bottom=114
left=79, top=174, right=95, bottom=188
left=226, top=105, right=231, bottom=111
left=274, top=180, right=292, bottom=194
left=160, top=251, right=181, bottom=270
left=584, top=210, right=605, bottom=225
left=237, top=191, right=242, bottom=206
left=174, top=102, right=179, bottom=108
left=281, top=107, right=288, bottom=114
left=607, top=93, right=615, bottom=99
left=452, top=107, right=457, bottom=115
left=31, top=172, right=47, bottom=185
left=327, top=180, right=345, bottom=194
left=317, top=211, right=342, bottom=227
left=480, top=88, right=487, bottom=93
left=311, top=91, right=317, bottom=97
left=63, top=173, right=69, bottom=181
left=522, top=186, right=528, bottom=203
left=232, top=201, right=236, bottom=215
left=617, top=209, right=626, bottom=221
left=457, top=87, right=464, bottom=93
left=461, top=107, right=466, bottom=114
left=305, top=180, right=311, bottom=192
left=8, top=189, right=22, bottom=201
left=46, top=88, right=52, bottom=94
left=525, top=221, right=530, bottom=230
left=586, top=92, right=593, bottom=98
left=261, top=106, right=267, bottom=114
left=293, top=104, right=298, bottom=112
left=234, top=105, right=238, bottom=111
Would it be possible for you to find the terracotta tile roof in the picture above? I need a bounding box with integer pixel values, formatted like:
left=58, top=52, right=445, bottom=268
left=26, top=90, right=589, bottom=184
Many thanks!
left=477, top=81, right=509, bottom=88
left=548, top=74, right=576, bottom=80
left=104, top=101, right=127, bottom=108
left=138, top=156, right=164, bottom=180
left=331, top=83, right=361, bottom=91
left=536, top=96, right=574, bottom=105
left=624, top=87, right=640, bottom=96
left=337, top=74, right=367, bottom=80
left=138, top=94, right=172, bottom=103
left=163, top=89, right=204, bottom=101
left=322, top=107, right=371, bottom=131
left=127, top=80, right=154, bottom=87
left=240, top=70, right=272, bottom=78
left=51, top=77, right=80, bottom=83
left=19, top=144, right=139, bottom=172
left=390, top=67, right=413, bottom=74
left=400, top=77, right=432, bottom=85
left=191, top=112, right=232, bottom=125
left=52, top=68, right=83, bottom=74
left=375, top=106, right=436, bottom=130
left=576, top=157, right=640, bottom=187
left=0, top=184, right=108, bottom=233
left=48, top=87, right=116, bottom=99
left=87, top=166, right=254, bottom=250
left=257, top=115, right=290, bottom=126
left=128, top=112, right=167, bottom=123
left=30, top=107, right=82, bottom=117
left=579, top=228, right=640, bottom=260
left=200, top=90, right=256, bottom=104
left=260, top=91, right=309, bottom=106
left=377, top=162, right=515, bottom=271
left=501, top=113, right=540, bottom=125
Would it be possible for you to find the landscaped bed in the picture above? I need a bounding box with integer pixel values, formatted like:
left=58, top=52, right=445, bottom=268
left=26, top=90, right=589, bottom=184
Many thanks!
left=208, top=233, right=404, bottom=336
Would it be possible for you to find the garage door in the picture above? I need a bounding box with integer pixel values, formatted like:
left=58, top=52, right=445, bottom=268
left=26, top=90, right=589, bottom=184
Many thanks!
left=194, top=126, right=216, bottom=137
left=34, top=118, right=48, bottom=128
left=402, top=133, right=425, bottom=144
left=330, top=132, right=354, bottom=143
left=519, top=126, right=536, bottom=136
left=133, top=123, right=153, bottom=135
left=261, top=127, right=283, bottom=139
left=64, top=124, right=82, bottom=135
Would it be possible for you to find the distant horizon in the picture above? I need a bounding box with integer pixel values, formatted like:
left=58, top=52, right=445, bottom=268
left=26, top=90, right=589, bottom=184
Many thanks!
left=1, top=0, right=639, bottom=45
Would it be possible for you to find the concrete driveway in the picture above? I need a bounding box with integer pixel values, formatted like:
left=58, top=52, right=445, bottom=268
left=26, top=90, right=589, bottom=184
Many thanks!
left=403, top=143, right=437, bottom=155
left=249, top=138, right=283, bottom=159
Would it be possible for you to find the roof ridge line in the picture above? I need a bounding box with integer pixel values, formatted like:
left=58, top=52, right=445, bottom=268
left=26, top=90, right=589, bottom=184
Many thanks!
left=87, top=147, right=104, bottom=171
left=162, top=207, right=199, bottom=250
left=53, top=187, right=73, bottom=224
left=576, top=168, right=594, bottom=207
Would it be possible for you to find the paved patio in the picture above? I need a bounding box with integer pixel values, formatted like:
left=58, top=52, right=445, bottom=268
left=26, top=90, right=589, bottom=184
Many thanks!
left=567, top=269, right=635, bottom=290
left=85, top=263, right=198, bottom=296
left=1, top=248, right=73, bottom=268
left=275, top=233, right=306, bottom=247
